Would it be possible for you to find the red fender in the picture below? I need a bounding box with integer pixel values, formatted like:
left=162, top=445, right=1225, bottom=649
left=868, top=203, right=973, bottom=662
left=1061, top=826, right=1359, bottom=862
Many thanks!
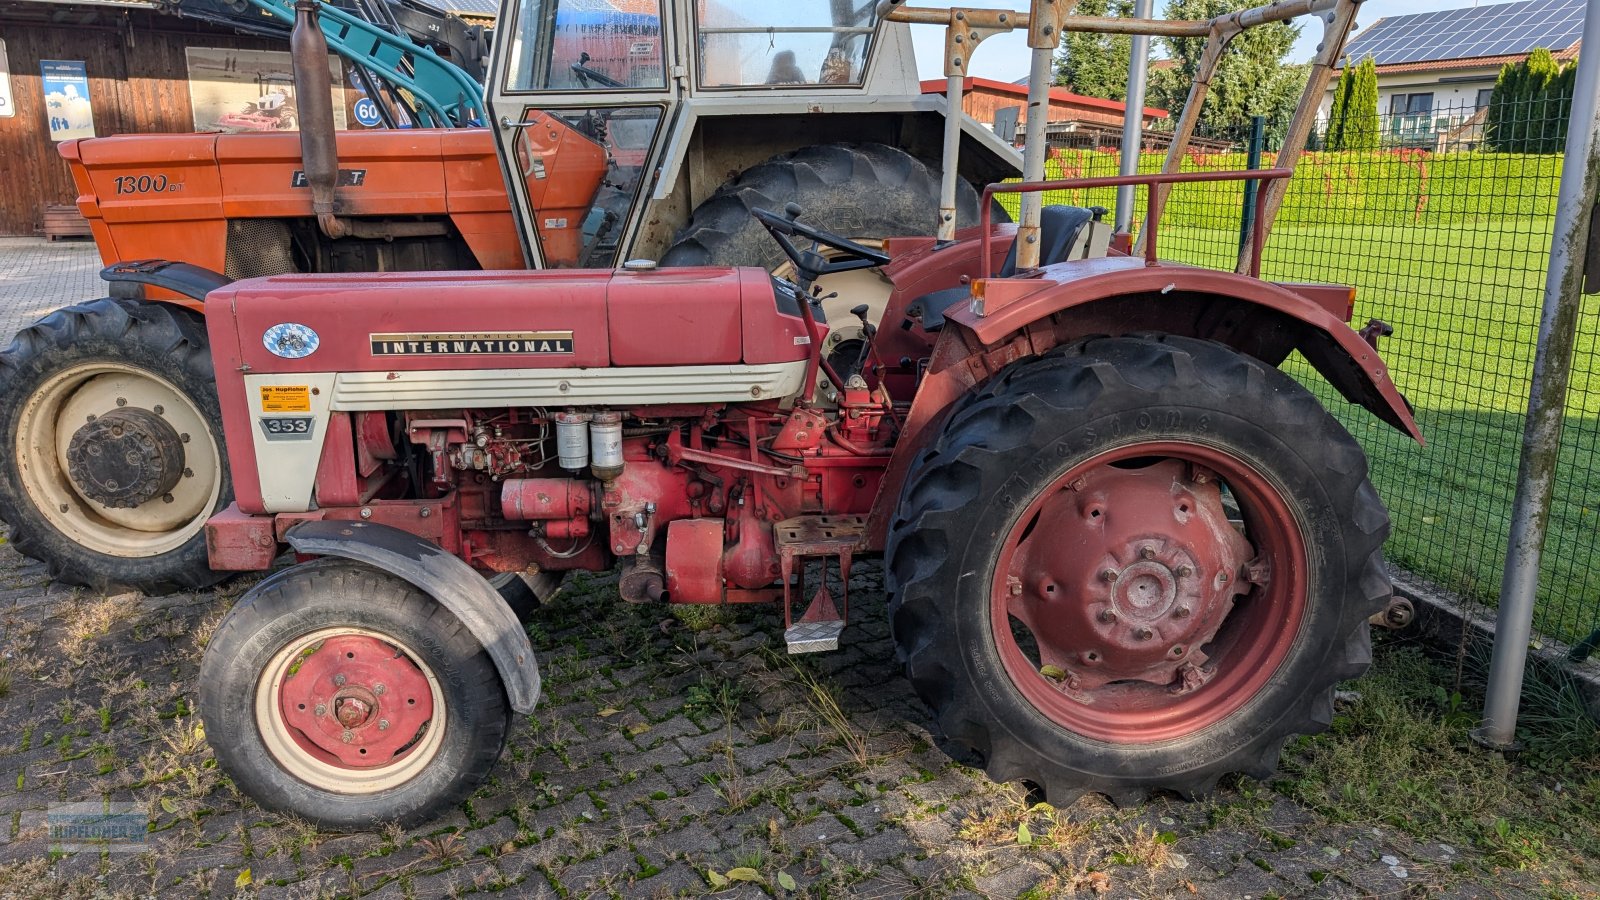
left=865, top=254, right=1422, bottom=547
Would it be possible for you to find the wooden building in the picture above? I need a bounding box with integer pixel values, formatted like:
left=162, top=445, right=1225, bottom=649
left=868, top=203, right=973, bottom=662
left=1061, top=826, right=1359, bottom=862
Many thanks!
left=0, top=0, right=367, bottom=236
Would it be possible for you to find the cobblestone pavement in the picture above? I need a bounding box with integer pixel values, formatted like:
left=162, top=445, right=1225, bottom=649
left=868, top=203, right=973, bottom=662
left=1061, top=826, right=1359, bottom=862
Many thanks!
left=0, top=240, right=1570, bottom=898
left=0, top=238, right=104, bottom=343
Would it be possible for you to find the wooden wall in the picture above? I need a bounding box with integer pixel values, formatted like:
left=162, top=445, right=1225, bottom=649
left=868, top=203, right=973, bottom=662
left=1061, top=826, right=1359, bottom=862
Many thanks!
left=0, top=13, right=288, bottom=235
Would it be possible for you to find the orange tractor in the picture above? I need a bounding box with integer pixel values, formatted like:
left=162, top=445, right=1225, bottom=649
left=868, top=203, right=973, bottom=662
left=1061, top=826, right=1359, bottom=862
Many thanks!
left=6, top=0, right=1421, bottom=825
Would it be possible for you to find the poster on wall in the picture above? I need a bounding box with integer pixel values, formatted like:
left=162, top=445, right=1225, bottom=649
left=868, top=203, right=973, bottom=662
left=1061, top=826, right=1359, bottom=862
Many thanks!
left=41, top=60, right=94, bottom=140
left=185, top=47, right=346, bottom=133
left=0, top=41, right=15, bottom=119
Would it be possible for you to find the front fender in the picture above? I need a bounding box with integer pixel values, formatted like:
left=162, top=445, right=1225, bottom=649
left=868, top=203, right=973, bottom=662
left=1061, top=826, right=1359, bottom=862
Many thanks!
left=284, top=520, right=541, bottom=714
left=951, top=258, right=1423, bottom=444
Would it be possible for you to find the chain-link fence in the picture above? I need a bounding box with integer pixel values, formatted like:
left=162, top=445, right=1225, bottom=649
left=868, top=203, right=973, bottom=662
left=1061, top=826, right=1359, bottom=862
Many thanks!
left=1026, top=97, right=1597, bottom=651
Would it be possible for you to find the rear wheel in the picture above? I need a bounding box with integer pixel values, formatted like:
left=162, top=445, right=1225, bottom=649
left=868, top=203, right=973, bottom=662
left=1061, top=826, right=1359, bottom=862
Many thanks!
left=0, top=298, right=229, bottom=593
left=200, top=559, right=510, bottom=829
left=886, top=335, right=1391, bottom=803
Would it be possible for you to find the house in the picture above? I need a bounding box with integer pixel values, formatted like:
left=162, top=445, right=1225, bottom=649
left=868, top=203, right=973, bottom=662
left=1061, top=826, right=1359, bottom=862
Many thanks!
left=924, top=76, right=1171, bottom=149
left=1322, top=0, right=1584, bottom=147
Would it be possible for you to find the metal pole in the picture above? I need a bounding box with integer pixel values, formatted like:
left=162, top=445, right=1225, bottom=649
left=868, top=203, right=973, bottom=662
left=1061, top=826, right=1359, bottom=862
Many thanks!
left=1115, top=0, right=1154, bottom=234
left=1473, top=0, right=1600, bottom=750
left=1015, top=45, right=1055, bottom=270
left=939, top=73, right=964, bottom=242
left=1237, top=114, right=1265, bottom=260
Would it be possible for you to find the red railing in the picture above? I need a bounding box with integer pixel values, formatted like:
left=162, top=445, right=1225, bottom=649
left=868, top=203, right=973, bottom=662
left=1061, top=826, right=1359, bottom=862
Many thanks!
left=979, top=168, right=1294, bottom=279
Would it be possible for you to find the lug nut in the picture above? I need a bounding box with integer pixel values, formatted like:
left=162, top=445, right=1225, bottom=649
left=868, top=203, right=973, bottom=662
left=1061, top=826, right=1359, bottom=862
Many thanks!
left=378, top=719, right=390, bottom=731
left=1170, top=645, right=1186, bottom=657
left=373, top=683, right=386, bottom=695
left=1097, top=609, right=1118, bottom=624
left=1140, top=546, right=1156, bottom=560
left=1009, top=582, right=1022, bottom=596
left=333, top=674, right=346, bottom=686
left=1134, top=626, right=1154, bottom=641
left=1174, top=605, right=1192, bottom=619
left=153, top=405, right=164, bottom=415
left=1176, top=565, right=1193, bottom=578
left=341, top=730, right=354, bottom=744
left=115, top=397, right=127, bottom=407
left=314, top=704, right=326, bottom=717
left=360, top=507, right=373, bottom=519
left=1100, top=568, right=1119, bottom=582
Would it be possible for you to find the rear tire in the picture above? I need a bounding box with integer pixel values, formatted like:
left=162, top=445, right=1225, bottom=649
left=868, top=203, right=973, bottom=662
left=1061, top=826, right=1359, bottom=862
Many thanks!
left=0, top=298, right=230, bottom=594
left=886, top=335, right=1391, bottom=804
left=660, top=142, right=982, bottom=272
left=200, top=559, right=510, bottom=829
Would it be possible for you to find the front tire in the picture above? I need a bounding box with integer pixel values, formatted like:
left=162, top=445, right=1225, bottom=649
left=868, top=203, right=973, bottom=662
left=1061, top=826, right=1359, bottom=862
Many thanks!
left=886, top=335, right=1391, bottom=804
left=0, top=298, right=230, bottom=593
left=200, top=559, right=510, bottom=829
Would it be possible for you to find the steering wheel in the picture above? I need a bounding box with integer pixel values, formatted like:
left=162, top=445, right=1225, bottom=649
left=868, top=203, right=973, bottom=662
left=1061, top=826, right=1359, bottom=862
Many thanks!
left=752, top=204, right=891, bottom=286
left=570, top=53, right=624, bottom=89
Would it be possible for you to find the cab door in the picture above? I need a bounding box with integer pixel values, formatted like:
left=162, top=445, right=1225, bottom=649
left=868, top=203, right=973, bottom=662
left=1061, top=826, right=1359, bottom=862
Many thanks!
left=485, top=0, right=677, bottom=269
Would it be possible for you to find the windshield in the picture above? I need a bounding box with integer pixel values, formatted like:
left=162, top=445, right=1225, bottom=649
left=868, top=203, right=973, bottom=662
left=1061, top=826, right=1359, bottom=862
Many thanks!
left=697, top=0, right=878, bottom=88
left=506, top=0, right=666, bottom=91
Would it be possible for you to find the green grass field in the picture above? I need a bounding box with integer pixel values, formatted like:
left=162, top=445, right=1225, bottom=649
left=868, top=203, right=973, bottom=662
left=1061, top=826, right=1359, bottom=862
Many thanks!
left=1154, top=216, right=1600, bottom=643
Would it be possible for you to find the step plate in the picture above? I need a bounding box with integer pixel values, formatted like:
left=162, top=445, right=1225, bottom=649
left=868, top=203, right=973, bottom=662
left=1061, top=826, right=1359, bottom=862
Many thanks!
left=785, top=620, right=845, bottom=655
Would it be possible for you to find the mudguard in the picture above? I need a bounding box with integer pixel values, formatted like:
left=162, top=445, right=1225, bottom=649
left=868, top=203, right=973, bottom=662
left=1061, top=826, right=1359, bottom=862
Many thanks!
left=102, top=259, right=231, bottom=302
left=953, top=257, right=1423, bottom=443
left=284, top=520, right=541, bottom=714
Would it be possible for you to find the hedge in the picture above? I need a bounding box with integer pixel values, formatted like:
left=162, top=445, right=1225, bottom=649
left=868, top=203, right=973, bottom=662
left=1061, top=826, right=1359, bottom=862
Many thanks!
left=996, top=148, right=1564, bottom=230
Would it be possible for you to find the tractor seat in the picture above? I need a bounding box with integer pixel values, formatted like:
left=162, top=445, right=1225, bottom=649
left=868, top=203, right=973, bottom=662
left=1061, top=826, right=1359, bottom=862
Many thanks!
left=907, top=205, right=1108, bottom=331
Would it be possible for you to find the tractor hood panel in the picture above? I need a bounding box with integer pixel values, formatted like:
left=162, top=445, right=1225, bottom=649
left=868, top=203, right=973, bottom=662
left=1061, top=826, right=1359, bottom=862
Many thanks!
left=208, top=266, right=810, bottom=376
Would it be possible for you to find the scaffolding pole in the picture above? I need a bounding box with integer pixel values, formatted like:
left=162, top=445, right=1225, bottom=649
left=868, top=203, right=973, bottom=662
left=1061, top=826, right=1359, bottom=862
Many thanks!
left=1473, top=0, right=1600, bottom=750
left=1115, top=0, right=1154, bottom=233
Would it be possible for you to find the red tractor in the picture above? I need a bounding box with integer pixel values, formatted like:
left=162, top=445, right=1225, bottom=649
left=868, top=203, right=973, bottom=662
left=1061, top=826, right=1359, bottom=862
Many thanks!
left=96, top=0, right=1421, bottom=827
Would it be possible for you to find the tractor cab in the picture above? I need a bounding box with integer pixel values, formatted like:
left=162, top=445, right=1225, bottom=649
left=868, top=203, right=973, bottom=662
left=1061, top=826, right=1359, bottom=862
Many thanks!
left=486, top=0, right=911, bottom=269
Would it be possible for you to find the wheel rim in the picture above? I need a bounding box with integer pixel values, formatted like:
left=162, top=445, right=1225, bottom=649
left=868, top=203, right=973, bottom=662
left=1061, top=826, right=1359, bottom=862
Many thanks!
left=14, top=362, right=221, bottom=557
left=255, top=626, right=447, bottom=794
left=990, top=441, right=1308, bottom=744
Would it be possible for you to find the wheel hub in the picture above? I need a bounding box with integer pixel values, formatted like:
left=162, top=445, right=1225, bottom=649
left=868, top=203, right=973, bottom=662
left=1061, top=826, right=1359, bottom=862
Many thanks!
left=276, top=635, right=433, bottom=769
left=1006, top=459, right=1256, bottom=692
left=64, top=407, right=185, bottom=509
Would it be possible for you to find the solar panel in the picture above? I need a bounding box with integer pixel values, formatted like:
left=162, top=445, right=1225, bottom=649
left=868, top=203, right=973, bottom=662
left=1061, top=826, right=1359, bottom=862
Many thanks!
left=1341, top=0, right=1584, bottom=66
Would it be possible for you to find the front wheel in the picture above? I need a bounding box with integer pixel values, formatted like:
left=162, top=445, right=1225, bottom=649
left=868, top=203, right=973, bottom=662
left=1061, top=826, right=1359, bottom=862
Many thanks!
left=200, top=559, right=510, bottom=829
left=887, top=335, right=1391, bottom=804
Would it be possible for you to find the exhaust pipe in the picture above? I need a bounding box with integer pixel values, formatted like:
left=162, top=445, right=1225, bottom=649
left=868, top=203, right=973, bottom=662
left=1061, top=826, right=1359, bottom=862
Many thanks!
left=290, top=0, right=348, bottom=239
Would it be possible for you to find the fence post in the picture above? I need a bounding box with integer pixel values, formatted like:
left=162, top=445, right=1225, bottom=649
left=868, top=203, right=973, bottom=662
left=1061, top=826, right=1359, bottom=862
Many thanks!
left=1472, top=0, right=1600, bottom=751
left=1115, top=0, right=1155, bottom=234
left=1237, top=114, right=1265, bottom=261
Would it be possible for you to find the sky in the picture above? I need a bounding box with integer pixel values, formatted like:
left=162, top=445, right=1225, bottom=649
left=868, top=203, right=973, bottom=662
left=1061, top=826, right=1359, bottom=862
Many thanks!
left=908, top=0, right=1520, bottom=83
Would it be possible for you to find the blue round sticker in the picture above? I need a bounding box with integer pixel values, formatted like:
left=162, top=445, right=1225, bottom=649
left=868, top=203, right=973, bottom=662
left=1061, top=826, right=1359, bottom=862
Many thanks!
left=353, top=97, right=381, bottom=127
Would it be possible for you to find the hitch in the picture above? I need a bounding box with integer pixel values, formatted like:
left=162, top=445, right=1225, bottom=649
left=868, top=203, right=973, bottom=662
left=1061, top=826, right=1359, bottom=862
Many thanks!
left=1368, top=596, right=1415, bottom=630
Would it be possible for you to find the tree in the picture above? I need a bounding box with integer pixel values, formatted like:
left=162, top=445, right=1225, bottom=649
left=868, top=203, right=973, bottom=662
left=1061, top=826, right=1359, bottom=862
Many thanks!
left=1146, top=0, right=1306, bottom=148
left=1486, top=48, right=1571, bottom=153
left=1334, top=56, right=1380, bottom=150
left=1053, top=0, right=1136, bottom=101
left=1325, top=57, right=1351, bottom=150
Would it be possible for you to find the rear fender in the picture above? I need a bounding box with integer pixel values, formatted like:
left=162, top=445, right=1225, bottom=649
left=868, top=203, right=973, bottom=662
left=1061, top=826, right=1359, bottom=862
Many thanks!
left=101, top=259, right=231, bottom=304
left=954, top=259, right=1421, bottom=443
left=284, top=520, right=541, bottom=714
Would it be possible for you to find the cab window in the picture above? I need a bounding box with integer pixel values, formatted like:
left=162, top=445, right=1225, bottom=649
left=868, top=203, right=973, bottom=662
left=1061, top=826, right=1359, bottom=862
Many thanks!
left=696, top=1, right=878, bottom=88
left=507, top=0, right=665, bottom=91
